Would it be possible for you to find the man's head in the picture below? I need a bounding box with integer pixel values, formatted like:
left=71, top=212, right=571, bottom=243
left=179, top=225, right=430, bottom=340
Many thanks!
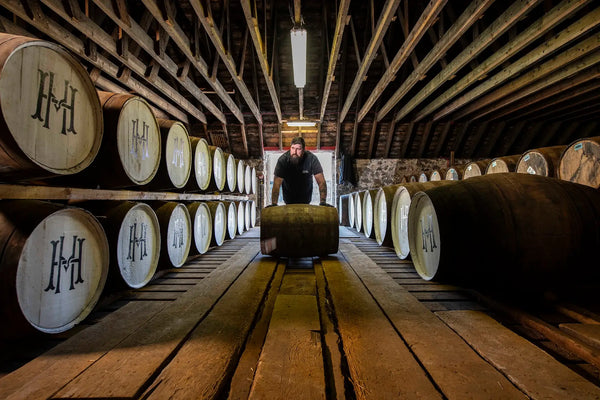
left=290, top=136, right=305, bottom=164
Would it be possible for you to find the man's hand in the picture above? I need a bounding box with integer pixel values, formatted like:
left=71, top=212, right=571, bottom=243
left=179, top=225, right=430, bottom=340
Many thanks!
left=319, top=201, right=334, bottom=207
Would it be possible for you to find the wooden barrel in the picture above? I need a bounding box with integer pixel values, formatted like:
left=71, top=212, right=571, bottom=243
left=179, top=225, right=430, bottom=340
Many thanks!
left=235, top=201, right=246, bottom=235
left=251, top=166, right=258, bottom=194
left=516, top=145, right=566, bottom=177
left=0, top=34, right=103, bottom=180
left=429, top=169, right=447, bottom=181
left=463, top=160, right=490, bottom=179
left=0, top=201, right=108, bottom=336
left=153, top=202, right=192, bottom=268
left=409, top=175, right=417, bottom=182
left=149, top=120, right=192, bottom=190
left=338, top=194, right=351, bottom=226
left=206, top=202, right=227, bottom=247
left=373, top=185, right=402, bottom=246
left=446, top=165, right=465, bottom=180
left=244, top=164, right=253, bottom=195
left=260, top=204, right=339, bottom=257
left=208, top=145, right=226, bottom=191
left=558, top=136, right=600, bottom=188
left=94, top=91, right=161, bottom=187
left=101, top=201, right=161, bottom=289
left=348, top=192, right=356, bottom=228
left=225, top=201, right=237, bottom=240
left=245, top=200, right=257, bottom=230
left=418, top=173, right=428, bottom=182
left=485, top=155, right=521, bottom=174
left=407, top=174, right=600, bottom=290
left=354, top=191, right=366, bottom=233
left=237, top=160, right=246, bottom=194
left=390, top=181, right=457, bottom=259
left=186, top=202, right=212, bottom=254
left=362, top=189, right=380, bottom=239
left=190, top=137, right=212, bottom=191
left=225, top=153, right=237, bottom=192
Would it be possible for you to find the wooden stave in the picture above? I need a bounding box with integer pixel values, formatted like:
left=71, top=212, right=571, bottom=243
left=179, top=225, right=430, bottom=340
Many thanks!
left=260, top=204, right=339, bottom=257
left=558, top=136, right=600, bottom=188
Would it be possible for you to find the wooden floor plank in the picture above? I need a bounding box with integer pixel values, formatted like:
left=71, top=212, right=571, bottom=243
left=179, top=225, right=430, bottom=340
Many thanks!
left=248, top=294, right=325, bottom=400
left=340, top=243, right=526, bottom=399
left=143, top=256, right=278, bottom=400
left=0, top=301, right=170, bottom=400
left=437, top=310, right=600, bottom=399
left=560, top=323, right=600, bottom=350
left=321, top=255, right=443, bottom=399
left=279, top=270, right=317, bottom=296
left=52, top=243, right=260, bottom=399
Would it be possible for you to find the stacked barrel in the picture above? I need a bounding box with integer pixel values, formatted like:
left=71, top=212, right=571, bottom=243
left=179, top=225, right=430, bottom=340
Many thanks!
left=0, top=34, right=257, bottom=338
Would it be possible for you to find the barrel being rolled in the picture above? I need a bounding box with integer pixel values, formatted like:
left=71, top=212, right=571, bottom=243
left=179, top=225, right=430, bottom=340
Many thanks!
left=261, top=204, right=339, bottom=257
left=0, top=201, right=108, bottom=337
left=0, top=34, right=103, bottom=180
left=186, top=202, right=212, bottom=254
left=516, top=145, right=566, bottom=177
left=558, top=136, right=600, bottom=188
left=408, top=174, right=600, bottom=290
left=485, top=155, right=520, bottom=174
left=153, top=202, right=192, bottom=268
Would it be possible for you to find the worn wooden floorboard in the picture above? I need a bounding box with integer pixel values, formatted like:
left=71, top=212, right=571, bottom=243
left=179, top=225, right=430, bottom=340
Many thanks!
left=248, top=294, right=325, bottom=400
left=0, top=300, right=170, bottom=400
left=321, top=255, right=443, bottom=399
left=559, top=323, right=600, bottom=351
left=340, top=243, right=527, bottom=399
left=52, top=243, right=260, bottom=399
left=142, top=256, right=278, bottom=400
left=437, top=310, right=600, bottom=399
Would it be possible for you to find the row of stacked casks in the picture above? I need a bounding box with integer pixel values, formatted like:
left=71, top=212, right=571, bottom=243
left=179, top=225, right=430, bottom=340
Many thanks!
left=0, top=33, right=258, bottom=194
left=402, top=137, right=600, bottom=189
left=339, top=157, right=600, bottom=294
left=0, top=198, right=257, bottom=338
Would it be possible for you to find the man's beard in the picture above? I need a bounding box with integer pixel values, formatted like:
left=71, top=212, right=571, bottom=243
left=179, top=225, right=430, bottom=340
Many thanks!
left=291, top=154, right=301, bottom=165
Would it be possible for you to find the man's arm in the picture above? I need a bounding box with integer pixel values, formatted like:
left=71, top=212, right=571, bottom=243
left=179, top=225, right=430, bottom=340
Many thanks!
left=314, top=172, right=327, bottom=204
left=271, top=176, right=283, bottom=205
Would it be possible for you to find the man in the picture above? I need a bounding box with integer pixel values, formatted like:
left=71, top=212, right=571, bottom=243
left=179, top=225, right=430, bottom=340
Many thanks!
left=270, top=136, right=329, bottom=206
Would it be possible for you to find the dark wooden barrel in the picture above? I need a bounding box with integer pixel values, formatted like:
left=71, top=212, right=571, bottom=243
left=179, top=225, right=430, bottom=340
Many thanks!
left=237, top=160, right=246, bottom=194
left=418, top=172, right=429, bottom=182
left=99, top=201, right=161, bottom=289
left=407, top=174, right=600, bottom=290
left=0, top=201, right=108, bottom=337
left=463, top=160, right=490, bottom=179
left=485, top=155, right=520, bottom=174
left=189, top=137, right=212, bottom=191
left=558, top=136, right=600, bottom=188
left=362, top=189, right=380, bottom=239
left=148, top=120, right=192, bottom=190
left=260, top=204, right=339, bottom=257
left=152, top=202, right=192, bottom=268
left=409, top=175, right=417, bottom=182
left=186, top=202, right=212, bottom=254
left=430, top=169, right=447, bottom=181
left=446, top=165, right=465, bottom=180
left=206, top=201, right=227, bottom=247
left=225, top=153, right=237, bottom=192
left=225, top=201, right=238, bottom=240
left=390, top=181, right=457, bottom=259
left=373, top=185, right=402, bottom=246
left=516, top=145, right=566, bottom=177
left=0, top=34, right=103, bottom=180
left=338, top=194, right=351, bottom=226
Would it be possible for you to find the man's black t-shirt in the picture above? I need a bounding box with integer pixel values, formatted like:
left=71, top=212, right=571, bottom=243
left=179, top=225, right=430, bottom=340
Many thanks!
left=274, top=150, right=323, bottom=204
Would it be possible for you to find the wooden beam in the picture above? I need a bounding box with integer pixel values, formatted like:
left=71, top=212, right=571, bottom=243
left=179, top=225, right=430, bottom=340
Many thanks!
left=250, top=47, right=264, bottom=157
left=240, top=123, right=249, bottom=158
left=372, top=0, right=493, bottom=122
left=384, top=112, right=399, bottom=158
left=349, top=18, right=362, bottom=67
left=141, top=0, right=245, bottom=123
left=190, top=0, right=262, bottom=124
left=6, top=0, right=193, bottom=122
left=433, top=121, right=453, bottom=157
left=451, top=120, right=472, bottom=155
left=417, top=120, right=435, bottom=158
left=339, top=0, right=402, bottom=122
left=397, top=4, right=420, bottom=69
left=367, top=117, right=379, bottom=158
left=436, top=17, right=600, bottom=121
left=335, top=34, right=348, bottom=158
left=394, top=0, right=558, bottom=123
left=414, top=0, right=593, bottom=122
left=400, top=121, right=416, bottom=158
left=522, top=88, right=600, bottom=123
left=455, top=47, right=600, bottom=121
left=90, top=0, right=215, bottom=123
left=319, top=0, right=351, bottom=122
left=350, top=90, right=363, bottom=157
left=240, top=0, right=282, bottom=123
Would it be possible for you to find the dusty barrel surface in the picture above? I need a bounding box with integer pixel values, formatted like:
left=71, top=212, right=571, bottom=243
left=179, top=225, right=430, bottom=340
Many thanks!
left=516, top=145, right=566, bottom=177
left=463, top=160, right=490, bottom=179
left=101, top=202, right=161, bottom=289
left=407, top=174, right=600, bottom=289
left=225, top=153, right=237, bottom=192
left=373, top=185, right=401, bottom=246
left=558, top=136, right=600, bottom=188
left=260, top=204, right=339, bottom=257
left=207, top=201, right=227, bottom=247
left=485, top=155, right=521, bottom=174
left=390, top=181, right=457, bottom=260
left=95, top=92, right=161, bottom=187
left=0, top=201, right=109, bottom=337
left=153, top=202, right=192, bottom=268
left=186, top=202, right=212, bottom=254
left=0, top=34, right=103, bottom=180
left=189, top=137, right=212, bottom=191
left=362, top=189, right=380, bottom=239
left=150, top=120, right=192, bottom=190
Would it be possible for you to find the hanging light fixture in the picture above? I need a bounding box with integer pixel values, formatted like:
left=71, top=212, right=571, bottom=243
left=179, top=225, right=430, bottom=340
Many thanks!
left=287, top=120, right=317, bottom=127
left=290, top=26, right=307, bottom=88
